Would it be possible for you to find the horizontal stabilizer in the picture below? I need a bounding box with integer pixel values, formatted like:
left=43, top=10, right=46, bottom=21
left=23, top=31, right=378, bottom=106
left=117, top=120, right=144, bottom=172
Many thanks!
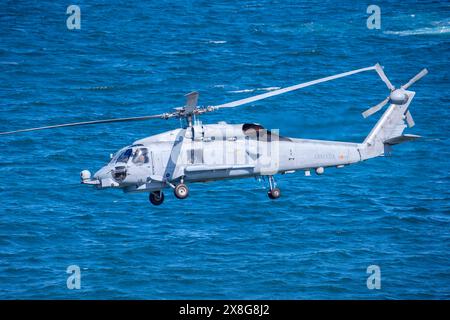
left=384, top=134, right=421, bottom=145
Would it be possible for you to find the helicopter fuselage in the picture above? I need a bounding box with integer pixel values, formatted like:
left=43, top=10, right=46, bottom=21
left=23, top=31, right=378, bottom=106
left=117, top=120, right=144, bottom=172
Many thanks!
left=85, top=121, right=362, bottom=193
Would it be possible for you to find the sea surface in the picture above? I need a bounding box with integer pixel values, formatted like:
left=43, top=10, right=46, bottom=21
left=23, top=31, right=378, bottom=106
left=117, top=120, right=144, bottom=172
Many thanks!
left=0, top=0, right=449, bottom=299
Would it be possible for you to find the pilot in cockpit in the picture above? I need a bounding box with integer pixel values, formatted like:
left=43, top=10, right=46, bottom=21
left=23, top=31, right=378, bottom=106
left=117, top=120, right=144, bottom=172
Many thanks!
left=132, top=148, right=149, bottom=165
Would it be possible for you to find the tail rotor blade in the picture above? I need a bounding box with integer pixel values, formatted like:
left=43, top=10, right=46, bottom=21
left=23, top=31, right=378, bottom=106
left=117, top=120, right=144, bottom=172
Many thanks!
left=401, top=68, right=428, bottom=90
left=362, top=96, right=390, bottom=118
left=405, top=110, right=415, bottom=127
left=375, top=63, right=395, bottom=91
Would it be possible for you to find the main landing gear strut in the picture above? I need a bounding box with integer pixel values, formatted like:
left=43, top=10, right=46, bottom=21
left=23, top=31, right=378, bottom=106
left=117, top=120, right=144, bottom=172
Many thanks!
left=149, top=176, right=279, bottom=205
left=267, top=175, right=281, bottom=200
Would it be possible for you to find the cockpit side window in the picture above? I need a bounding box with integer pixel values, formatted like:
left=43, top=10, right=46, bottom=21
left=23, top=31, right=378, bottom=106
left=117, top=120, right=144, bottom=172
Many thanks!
left=116, top=148, right=132, bottom=164
left=132, top=148, right=149, bottom=165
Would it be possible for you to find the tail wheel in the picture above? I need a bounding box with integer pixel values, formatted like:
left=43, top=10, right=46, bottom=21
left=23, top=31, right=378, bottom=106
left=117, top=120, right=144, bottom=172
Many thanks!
left=149, top=191, right=164, bottom=205
left=268, top=187, right=281, bottom=200
left=174, top=183, right=189, bottom=199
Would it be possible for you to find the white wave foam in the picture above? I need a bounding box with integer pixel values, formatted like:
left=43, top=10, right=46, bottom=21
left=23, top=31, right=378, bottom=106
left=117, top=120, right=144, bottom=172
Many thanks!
left=229, top=87, right=281, bottom=94
left=229, top=89, right=255, bottom=93
left=260, top=87, right=281, bottom=91
left=384, top=26, right=450, bottom=36
left=79, top=86, right=113, bottom=91
left=208, top=40, right=227, bottom=44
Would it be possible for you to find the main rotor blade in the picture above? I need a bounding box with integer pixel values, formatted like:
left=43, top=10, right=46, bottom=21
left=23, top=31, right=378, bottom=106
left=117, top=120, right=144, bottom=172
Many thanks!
left=401, top=68, right=428, bottom=90
left=0, top=114, right=168, bottom=135
left=362, top=96, right=390, bottom=118
left=374, top=63, right=395, bottom=91
left=214, top=65, right=377, bottom=109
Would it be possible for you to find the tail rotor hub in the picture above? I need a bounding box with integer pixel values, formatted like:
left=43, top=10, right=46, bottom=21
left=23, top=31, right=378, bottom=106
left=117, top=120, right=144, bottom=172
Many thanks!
left=389, top=89, right=409, bottom=105
left=361, top=64, right=428, bottom=118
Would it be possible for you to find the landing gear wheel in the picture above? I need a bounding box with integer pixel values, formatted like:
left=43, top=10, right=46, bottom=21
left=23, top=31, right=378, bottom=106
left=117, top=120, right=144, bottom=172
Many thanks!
left=174, top=183, right=189, bottom=199
left=268, top=187, right=281, bottom=199
left=149, top=191, right=164, bottom=205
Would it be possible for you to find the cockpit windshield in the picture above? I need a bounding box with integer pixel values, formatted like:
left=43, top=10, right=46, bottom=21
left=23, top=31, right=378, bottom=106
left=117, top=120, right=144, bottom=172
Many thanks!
left=108, top=146, right=149, bottom=165
left=109, top=147, right=126, bottom=164
left=115, top=148, right=132, bottom=164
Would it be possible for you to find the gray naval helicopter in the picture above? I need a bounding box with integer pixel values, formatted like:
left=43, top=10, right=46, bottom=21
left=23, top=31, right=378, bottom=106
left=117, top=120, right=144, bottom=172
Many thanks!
left=1, top=64, right=427, bottom=205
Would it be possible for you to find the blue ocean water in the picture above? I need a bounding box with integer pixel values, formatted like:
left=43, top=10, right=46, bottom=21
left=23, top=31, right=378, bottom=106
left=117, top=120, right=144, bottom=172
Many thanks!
left=0, top=0, right=449, bottom=299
